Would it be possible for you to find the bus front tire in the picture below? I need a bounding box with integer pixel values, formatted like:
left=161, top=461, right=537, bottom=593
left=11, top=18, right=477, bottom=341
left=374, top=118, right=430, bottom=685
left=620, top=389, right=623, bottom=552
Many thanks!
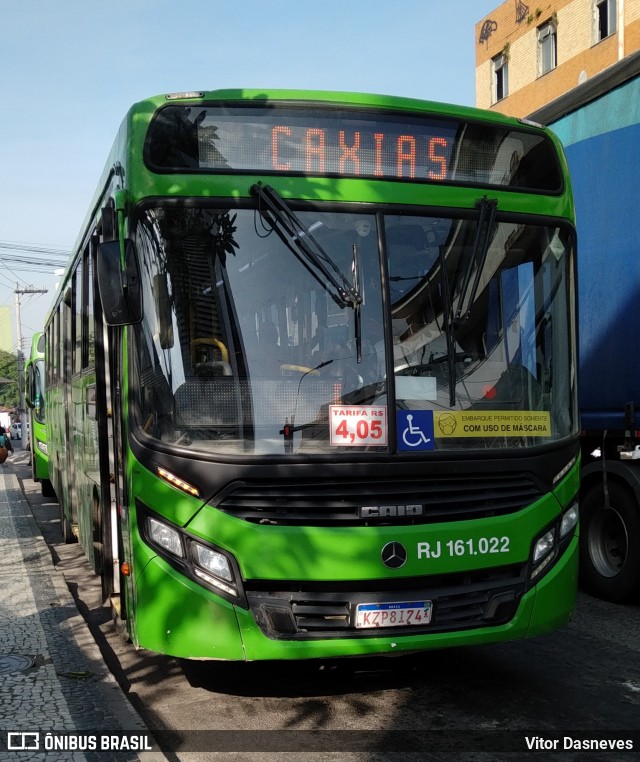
left=60, top=505, right=76, bottom=545
left=41, top=479, right=56, bottom=498
left=112, top=598, right=132, bottom=643
left=580, top=481, right=640, bottom=602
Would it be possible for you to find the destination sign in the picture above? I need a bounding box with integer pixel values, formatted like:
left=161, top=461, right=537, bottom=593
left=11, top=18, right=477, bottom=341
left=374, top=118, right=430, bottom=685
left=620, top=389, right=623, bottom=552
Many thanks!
left=267, top=122, right=452, bottom=180
left=146, top=105, right=562, bottom=191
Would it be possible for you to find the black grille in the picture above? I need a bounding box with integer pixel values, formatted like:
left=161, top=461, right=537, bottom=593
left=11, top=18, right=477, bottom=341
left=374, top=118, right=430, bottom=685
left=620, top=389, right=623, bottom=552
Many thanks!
left=247, top=564, right=526, bottom=639
left=214, top=473, right=543, bottom=525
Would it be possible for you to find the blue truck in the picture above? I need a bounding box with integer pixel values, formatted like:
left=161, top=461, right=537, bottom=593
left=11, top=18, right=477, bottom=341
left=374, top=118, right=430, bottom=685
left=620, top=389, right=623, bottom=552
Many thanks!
left=530, top=51, right=640, bottom=602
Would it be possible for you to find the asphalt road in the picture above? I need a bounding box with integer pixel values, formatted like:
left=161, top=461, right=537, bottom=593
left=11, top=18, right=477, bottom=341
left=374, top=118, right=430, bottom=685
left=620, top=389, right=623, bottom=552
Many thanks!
left=14, top=457, right=640, bottom=760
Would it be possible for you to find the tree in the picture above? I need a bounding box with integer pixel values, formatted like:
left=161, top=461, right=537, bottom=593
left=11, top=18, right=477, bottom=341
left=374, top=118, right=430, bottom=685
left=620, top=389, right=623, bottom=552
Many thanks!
left=0, top=350, right=19, bottom=409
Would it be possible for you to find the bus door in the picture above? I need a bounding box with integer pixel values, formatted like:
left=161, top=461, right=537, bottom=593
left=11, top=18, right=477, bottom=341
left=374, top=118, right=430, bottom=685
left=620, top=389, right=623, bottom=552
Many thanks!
left=92, top=231, right=125, bottom=614
left=62, top=288, right=79, bottom=537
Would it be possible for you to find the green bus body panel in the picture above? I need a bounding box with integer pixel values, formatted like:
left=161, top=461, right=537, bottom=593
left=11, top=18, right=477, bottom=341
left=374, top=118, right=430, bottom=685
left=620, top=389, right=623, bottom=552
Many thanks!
left=189, top=499, right=557, bottom=580
left=132, top=459, right=578, bottom=581
left=552, top=460, right=580, bottom=507
left=131, top=173, right=574, bottom=221
left=524, top=536, right=579, bottom=639
left=126, top=457, right=579, bottom=659
left=132, top=463, right=203, bottom=528
left=133, top=553, right=246, bottom=661
left=31, top=420, right=49, bottom=481
left=238, top=539, right=578, bottom=661
left=131, top=533, right=577, bottom=660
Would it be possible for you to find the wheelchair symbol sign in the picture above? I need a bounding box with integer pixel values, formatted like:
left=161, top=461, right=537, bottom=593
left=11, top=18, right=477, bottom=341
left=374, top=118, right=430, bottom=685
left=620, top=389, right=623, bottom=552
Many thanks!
left=397, top=410, right=435, bottom=451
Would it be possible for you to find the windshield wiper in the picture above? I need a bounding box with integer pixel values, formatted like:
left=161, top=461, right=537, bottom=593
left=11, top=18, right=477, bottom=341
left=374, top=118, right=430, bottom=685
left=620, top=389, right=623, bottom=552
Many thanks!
left=454, top=196, right=498, bottom=326
left=438, top=245, right=458, bottom=407
left=439, top=197, right=497, bottom=407
left=351, top=242, right=362, bottom=363
left=250, top=183, right=362, bottom=310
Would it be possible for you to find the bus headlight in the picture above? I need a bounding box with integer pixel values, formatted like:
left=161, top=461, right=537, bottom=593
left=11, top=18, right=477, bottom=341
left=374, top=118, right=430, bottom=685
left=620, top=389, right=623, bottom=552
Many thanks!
left=139, top=503, right=244, bottom=604
left=560, top=504, right=579, bottom=538
left=191, top=541, right=239, bottom=598
left=190, top=540, right=240, bottom=598
left=529, top=503, right=579, bottom=583
left=533, top=529, right=555, bottom=563
left=193, top=542, right=233, bottom=581
left=148, top=517, right=184, bottom=558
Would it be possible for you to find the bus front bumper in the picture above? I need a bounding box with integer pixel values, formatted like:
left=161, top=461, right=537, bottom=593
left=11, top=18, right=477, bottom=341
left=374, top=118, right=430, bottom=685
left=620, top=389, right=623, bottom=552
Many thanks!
left=131, top=535, right=578, bottom=661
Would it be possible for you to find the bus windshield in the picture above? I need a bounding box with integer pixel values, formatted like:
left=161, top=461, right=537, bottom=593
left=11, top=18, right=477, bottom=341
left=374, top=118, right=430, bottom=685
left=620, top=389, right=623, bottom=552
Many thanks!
left=133, top=204, right=575, bottom=455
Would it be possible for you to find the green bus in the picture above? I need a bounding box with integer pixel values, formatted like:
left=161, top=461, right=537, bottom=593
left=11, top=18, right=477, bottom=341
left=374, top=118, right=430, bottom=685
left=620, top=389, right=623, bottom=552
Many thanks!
left=45, top=90, right=580, bottom=660
left=25, top=331, right=55, bottom=498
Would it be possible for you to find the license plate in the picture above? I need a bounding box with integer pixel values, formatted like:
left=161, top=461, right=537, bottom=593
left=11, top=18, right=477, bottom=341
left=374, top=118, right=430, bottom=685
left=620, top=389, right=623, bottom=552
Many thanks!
left=355, top=600, right=433, bottom=629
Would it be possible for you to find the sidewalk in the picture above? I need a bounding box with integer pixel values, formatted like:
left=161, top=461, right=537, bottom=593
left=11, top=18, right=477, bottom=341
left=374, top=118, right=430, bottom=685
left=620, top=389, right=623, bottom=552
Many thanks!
left=0, top=450, right=165, bottom=761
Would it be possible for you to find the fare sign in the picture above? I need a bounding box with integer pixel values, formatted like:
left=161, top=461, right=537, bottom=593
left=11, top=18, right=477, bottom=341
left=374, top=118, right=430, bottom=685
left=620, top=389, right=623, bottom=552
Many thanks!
left=329, top=405, right=388, bottom=447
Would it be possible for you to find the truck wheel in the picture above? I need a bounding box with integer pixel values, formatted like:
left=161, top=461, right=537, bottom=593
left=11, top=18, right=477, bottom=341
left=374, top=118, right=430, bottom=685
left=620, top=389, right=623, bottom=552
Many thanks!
left=580, top=481, right=640, bottom=602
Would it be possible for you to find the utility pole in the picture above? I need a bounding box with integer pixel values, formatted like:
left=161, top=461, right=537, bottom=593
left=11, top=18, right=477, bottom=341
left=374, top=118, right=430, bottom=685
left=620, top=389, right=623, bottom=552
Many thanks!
left=15, top=285, right=48, bottom=450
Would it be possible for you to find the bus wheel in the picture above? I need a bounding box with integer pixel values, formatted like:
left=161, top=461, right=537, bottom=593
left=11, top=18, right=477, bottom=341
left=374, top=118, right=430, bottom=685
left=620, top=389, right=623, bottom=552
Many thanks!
left=580, top=481, right=640, bottom=602
left=41, top=479, right=56, bottom=498
left=112, top=596, right=132, bottom=643
left=60, top=504, right=77, bottom=545
left=113, top=608, right=132, bottom=643
left=91, top=493, right=104, bottom=575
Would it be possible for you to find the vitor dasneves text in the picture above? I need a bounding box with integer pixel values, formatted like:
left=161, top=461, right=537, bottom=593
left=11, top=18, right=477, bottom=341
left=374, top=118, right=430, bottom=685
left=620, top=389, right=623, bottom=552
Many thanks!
left=526, top=736, right=633, bottom=750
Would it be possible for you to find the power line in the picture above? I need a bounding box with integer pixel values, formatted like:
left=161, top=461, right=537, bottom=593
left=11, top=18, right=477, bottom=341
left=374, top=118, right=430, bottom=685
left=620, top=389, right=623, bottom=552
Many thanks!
left=0, top=254, right=67, bottom=270
left=0, top=241, right=70, bottom=256
left=0, top=241, right=70, bottom=271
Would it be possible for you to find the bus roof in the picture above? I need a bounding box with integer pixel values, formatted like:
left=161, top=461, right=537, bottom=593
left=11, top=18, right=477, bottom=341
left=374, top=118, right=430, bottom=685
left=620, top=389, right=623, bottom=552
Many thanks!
left=133, top=87, right=539, bottom=129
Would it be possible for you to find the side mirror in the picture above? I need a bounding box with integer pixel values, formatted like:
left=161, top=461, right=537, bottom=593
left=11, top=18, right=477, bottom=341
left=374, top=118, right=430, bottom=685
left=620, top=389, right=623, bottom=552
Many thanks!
left=25, top=368, right=33, bottom=408
left=97, top=239, right=142, bottom=326
left=26, top=393, right=41, bottom=416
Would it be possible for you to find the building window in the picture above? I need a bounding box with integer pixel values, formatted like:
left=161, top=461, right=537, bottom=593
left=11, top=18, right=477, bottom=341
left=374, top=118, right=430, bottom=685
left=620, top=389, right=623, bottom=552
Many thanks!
left=596, top=0, right=616, bottom=42
left=492, top=53, right=509, bottom=103
left=538, top=21, right=557, bottom=76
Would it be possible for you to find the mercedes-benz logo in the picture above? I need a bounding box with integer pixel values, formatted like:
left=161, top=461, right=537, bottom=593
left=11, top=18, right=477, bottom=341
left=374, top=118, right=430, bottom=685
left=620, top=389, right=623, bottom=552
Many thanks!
left=381, top=541, right=407, bottom=569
